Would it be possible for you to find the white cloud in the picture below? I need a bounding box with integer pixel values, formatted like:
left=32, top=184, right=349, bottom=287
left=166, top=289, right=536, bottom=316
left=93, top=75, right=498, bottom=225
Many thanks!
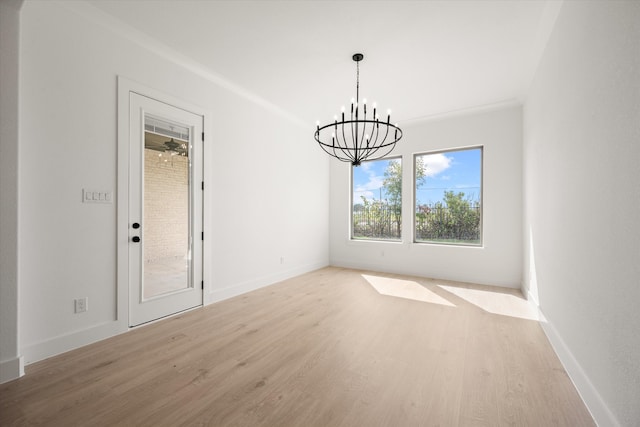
left=355, top=174, right=383, bottom=192
left=354, top=168, right=385, bottom=204
left=421, top=153, right=452, bottom=177
left=353, top=190, right=375, bottom=202
left=360, top=161, right=373, bottom=172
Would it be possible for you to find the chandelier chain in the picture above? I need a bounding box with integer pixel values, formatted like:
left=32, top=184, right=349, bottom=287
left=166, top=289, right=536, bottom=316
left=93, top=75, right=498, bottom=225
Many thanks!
left=356, top=59, right=360, bottom=107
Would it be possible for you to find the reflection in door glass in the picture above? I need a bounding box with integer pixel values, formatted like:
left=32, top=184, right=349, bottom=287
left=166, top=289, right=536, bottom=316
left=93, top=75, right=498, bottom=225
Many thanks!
left=143, top=115, right=191, bottom=299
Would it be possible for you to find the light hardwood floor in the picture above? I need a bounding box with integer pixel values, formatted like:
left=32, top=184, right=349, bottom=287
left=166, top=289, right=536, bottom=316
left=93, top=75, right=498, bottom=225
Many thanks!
left=0, top=267, right=595, bottom=426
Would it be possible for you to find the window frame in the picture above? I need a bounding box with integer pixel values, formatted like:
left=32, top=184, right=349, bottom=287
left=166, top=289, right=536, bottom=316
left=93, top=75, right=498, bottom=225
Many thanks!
left=350, top=156, right=403, bottom=242
left=413, top=146, right=483, bottom=247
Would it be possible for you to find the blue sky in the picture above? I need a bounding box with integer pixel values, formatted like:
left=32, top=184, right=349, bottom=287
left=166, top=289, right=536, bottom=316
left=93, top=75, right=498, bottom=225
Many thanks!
left=352, top=148, right=482, bottom=206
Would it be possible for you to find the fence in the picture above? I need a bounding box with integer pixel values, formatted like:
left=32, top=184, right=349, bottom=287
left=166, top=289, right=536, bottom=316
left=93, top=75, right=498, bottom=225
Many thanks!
left=352, top=204, right=401, bottom=239
left=352, top=203, right=480, bottom=242
left=415, top=203, right=480, bottom=243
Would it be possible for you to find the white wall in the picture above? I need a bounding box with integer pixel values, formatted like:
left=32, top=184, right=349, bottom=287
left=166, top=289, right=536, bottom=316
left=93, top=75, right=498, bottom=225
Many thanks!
left=14, top=0, right=328, bottom=366
left=330, top=106, right=522, bottom=288
left=0, top=0, right=25, bottom=383
left=523, top=1, right=640, bottom=425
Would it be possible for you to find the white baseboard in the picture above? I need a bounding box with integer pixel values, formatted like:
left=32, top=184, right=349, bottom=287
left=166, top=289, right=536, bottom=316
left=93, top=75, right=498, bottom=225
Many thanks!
left=22, top=320, right=127, bottom=366
left=0, top=355, right=24, bottom=383
left=205, top=261, right=328, bottom=305
left=330, top=259, right=521, bottom=289
left=532, top=302, right=619, bottom=427
left=20, top=263, right=329, bottom=367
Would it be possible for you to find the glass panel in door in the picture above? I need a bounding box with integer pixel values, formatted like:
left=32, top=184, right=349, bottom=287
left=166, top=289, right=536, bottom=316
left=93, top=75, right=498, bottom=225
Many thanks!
left=143, top=116, right=191, bottom=299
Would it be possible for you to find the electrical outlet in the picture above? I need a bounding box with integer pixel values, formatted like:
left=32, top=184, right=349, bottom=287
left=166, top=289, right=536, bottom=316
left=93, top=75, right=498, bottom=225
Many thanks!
left=74, top=297, right=88, bottom=313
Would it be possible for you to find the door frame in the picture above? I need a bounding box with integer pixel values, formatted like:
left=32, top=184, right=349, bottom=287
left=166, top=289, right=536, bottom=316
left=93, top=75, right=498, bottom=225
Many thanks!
left=117, top=76, right=212, bottom=326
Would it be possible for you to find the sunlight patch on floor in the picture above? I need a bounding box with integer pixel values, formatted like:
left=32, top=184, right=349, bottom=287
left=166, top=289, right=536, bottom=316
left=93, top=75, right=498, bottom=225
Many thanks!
left=362, top=274, right=456, bottom=306
left=438, top=285, right=539, bottom=321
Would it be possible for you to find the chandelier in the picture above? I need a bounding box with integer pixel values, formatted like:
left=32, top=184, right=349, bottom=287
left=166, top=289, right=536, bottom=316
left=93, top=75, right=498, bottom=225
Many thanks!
left=314, top=53, right=402, bottom=166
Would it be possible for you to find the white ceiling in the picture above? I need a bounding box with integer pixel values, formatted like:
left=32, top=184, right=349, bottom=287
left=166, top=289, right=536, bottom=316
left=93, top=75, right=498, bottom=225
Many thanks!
left=87, top=0, right=559, bottom=126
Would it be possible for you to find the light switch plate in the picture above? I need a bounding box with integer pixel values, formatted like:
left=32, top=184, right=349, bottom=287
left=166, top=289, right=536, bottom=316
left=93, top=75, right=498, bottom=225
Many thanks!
left=83, top=189, right=113, bottom=204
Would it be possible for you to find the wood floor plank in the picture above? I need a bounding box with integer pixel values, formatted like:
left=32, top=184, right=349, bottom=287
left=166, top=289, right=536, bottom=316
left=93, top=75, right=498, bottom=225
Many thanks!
left=0, top=267, right=595, bottom=426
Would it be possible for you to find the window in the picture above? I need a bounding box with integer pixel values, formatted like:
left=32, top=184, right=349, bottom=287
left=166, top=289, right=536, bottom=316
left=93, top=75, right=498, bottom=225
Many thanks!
left=414, top=147, right=482, bottom=245
left=352, top=157, right=402, bottom=241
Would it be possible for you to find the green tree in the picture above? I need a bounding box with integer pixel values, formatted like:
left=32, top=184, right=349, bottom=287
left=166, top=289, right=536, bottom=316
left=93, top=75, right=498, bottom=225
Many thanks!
left=381, top=158, right=426, bottom=236
left=355, top=195, right=393, bottom=238
left=418, top=191, right=480, bottom=242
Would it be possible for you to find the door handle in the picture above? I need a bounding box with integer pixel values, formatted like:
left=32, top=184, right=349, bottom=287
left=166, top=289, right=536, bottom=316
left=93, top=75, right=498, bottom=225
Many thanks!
left=132, top=236, right=141, bottom=243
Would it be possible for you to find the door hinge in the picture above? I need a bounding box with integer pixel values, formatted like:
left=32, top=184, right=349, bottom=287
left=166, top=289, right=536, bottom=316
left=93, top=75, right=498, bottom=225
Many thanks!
left=202, top=132, right=205, bottom=141
left=201, top=181, right=204, bottom=190
left=201, top=280, right=204, bottom=290
left=201, top=232, right=204, bottom=240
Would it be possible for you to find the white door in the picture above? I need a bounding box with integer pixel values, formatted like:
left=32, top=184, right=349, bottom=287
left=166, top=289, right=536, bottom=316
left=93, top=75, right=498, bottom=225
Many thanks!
left=128, top=92, right=203, bottom=326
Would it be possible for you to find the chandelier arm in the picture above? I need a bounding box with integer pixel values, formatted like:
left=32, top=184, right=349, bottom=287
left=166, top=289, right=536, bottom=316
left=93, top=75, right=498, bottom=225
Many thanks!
left=340, top=120, right=352, bottom=162
left=363, top=144, right=395, bottom=163
left=361, top=120, right=369, bottom=152
left=355, top=106, right=360, bottom=156
left=331, top=145, right=347, bottom=162
left=350, top=108, right=357, bottom=162
left=317, top=139, right=344, bottom=161
left=334, top=130, right=355, bottom=163
left=362, top=123, right=391, bottom=159
left=369, top=124, right=380, bottom=150
left=365, top=123, right=376, bottom=151
left=362, top=126, right=402, bottom=161
left=370, top=120, right=380, bottom=148
left=317, top=138, right=356, bottom=163
left=318, top=133, right=352, bottom=163
left=338, top=127, right=358, bottom=163
left=354, top=121, right=363, bottom=158
left=365, top=120, right=374, bottom=151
